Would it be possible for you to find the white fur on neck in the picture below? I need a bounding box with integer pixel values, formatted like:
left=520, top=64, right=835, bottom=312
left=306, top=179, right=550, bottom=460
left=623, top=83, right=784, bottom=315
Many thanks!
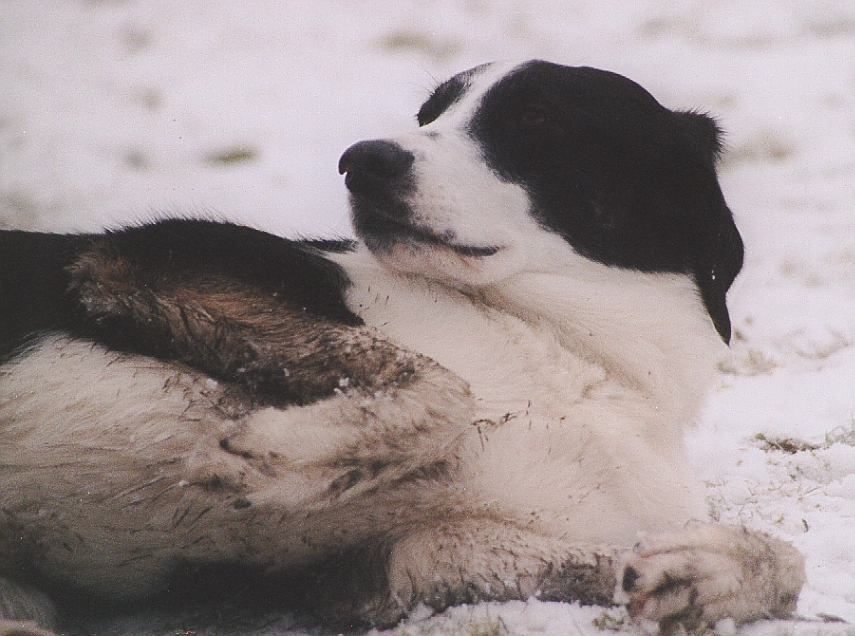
left=334, top=246, right=724, bottom=545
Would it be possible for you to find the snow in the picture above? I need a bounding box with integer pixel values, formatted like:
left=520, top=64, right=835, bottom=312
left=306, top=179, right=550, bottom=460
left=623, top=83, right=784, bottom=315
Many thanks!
left=2, top=0, right=854, bottom=634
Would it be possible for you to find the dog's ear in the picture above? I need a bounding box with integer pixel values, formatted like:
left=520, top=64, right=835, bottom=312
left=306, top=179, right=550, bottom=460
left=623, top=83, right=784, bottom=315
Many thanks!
left=696, top=202, right=744, bottom=344
left=675, top=111, right=743, bottom=344
left=676, top=110, right=725, bottom=166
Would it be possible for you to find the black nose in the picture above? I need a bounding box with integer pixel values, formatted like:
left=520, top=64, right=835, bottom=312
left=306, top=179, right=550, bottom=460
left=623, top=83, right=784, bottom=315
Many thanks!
left=338, top=140, right=415, bottom=193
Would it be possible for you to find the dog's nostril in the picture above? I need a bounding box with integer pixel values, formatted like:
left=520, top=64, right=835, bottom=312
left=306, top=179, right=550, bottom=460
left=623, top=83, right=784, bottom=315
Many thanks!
left=338, top=140, right=415, bottom=181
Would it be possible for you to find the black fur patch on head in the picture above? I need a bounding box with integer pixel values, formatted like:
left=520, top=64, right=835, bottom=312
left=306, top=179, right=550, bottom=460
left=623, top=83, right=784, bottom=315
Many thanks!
left=416, top=64, right=489, bottom=127
left=468, top=60, right=743, bottom=341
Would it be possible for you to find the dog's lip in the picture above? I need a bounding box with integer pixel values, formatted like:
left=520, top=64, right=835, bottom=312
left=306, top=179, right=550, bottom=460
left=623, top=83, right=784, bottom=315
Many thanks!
left=363, top=213, right=501, bottom=257
left=448, top=243, right=502, bottom=257
left=395, top=222, right=502, bottom=257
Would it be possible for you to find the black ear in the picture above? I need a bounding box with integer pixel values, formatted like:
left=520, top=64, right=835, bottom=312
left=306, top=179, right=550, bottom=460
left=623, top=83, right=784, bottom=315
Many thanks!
left=676, top=110, right=725, bottom=165
left=675, top=111, right=743, bottom=343
left=696, top=203, right=744, bottom=344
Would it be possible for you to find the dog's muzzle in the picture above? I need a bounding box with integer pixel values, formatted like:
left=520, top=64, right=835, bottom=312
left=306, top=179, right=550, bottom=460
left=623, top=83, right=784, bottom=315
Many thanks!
left=339, top=139, right=500, bottom=259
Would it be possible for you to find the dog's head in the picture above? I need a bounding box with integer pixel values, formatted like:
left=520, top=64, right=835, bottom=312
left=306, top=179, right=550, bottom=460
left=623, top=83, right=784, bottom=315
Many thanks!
left=339, top=60, right=743, bottom=342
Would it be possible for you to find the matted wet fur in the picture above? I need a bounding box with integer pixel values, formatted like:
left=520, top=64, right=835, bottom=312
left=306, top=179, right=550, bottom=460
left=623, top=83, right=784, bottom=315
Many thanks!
left=0, top=61, right=804, bottom=635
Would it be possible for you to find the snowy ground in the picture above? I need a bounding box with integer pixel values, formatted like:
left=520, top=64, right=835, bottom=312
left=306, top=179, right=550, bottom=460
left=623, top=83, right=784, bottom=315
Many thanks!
left=2, top=0, right=855, bottom=634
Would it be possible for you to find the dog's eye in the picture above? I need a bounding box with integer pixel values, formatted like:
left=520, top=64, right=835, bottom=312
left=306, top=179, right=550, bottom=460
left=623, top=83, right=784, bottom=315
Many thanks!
left=518, top=106, right=549, bottom=129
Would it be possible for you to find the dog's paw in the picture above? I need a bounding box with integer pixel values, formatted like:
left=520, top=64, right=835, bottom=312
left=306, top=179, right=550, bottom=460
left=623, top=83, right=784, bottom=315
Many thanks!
left=617, top=523, right=804, bottom=633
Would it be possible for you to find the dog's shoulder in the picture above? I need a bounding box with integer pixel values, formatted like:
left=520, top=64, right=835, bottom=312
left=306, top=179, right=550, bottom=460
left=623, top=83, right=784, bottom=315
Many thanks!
left=0, top=219, right=359, bottom=355
left=0, top=220, right=403, bottom=407
left=72, top=218, right=360, bottom=324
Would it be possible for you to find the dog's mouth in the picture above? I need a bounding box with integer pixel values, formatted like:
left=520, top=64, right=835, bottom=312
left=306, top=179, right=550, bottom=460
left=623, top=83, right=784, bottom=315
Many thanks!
left=352, top=207, right=501, bottom=258
left=397, top=222, right=501, bottom=257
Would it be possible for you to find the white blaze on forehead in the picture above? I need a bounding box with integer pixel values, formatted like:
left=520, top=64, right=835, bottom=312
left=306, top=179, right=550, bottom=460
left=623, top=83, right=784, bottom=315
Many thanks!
left=376, top=61, right=545, bottom=285
left=422, top=60, right=524, bottom=129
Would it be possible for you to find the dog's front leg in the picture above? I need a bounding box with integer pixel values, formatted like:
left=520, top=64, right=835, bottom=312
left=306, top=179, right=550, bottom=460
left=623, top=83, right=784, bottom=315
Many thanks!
left=305, top=519, right=617, bottom=628
left=217, top=353, right=473, bottom=505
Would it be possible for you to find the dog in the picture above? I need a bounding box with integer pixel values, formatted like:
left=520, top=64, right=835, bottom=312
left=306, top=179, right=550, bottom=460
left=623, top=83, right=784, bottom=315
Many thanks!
left=0, top=60, right=804, bottom=635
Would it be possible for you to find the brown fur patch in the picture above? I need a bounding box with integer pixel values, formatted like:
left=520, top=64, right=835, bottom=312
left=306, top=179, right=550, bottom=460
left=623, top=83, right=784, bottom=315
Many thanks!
left=68, top=243, right=430, bottom=408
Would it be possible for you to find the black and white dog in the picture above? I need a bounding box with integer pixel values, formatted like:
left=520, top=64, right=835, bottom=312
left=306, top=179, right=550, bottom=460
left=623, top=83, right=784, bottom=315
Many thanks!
left=0, top=60, right=803, bottom=635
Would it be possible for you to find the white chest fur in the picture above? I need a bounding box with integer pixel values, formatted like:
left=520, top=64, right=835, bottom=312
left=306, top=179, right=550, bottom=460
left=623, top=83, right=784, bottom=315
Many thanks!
left=335, top=248, right=726, bottom=545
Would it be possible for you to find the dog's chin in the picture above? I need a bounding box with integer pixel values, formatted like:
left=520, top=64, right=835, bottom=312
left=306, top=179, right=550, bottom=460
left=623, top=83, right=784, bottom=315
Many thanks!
left=356, top=220, right=514, bottom=286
